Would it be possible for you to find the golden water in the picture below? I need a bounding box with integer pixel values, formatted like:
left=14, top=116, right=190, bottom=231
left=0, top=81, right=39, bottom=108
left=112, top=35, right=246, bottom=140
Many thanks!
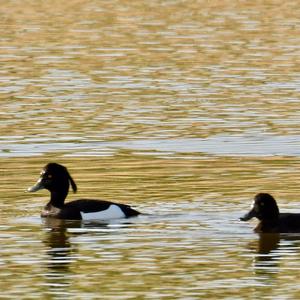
left=1, top=0, right=300, bottom=298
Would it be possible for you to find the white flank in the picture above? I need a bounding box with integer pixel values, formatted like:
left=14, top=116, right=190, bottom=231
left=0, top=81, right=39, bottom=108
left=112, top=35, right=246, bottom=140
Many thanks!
left=80, top=205, right=126, bottom=221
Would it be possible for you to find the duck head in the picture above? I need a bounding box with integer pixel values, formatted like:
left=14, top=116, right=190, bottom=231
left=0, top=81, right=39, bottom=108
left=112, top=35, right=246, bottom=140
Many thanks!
left=28, top=163, right=77, bottom=207
left=240, top=193, right=279, bottom=221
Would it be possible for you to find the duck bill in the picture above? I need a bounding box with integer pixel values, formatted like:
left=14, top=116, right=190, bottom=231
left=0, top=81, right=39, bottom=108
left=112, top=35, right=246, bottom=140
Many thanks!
left=27, top=178, right=44, bottom=192
left=240, top=208, right=257, bottom=221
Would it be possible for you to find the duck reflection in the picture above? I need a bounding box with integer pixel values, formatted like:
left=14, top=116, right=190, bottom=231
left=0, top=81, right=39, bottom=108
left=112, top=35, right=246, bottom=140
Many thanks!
left=250, top=233, right=300, bottom=281
left=245, top=233, right=280, bottom=280
left=257, top=233, right=280, bottom=255
left=42, top=218, right=78, bottom=298
left=41, top=218, right=128, bottom=297
left=254, top=233, right=280, bottom=278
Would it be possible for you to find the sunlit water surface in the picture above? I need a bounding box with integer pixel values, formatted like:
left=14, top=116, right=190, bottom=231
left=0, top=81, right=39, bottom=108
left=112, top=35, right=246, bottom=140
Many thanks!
left=1, top=0, right=300, bottom=299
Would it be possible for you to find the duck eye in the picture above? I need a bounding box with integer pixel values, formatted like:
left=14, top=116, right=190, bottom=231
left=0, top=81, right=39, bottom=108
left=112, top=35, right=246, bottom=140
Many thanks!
left=43, top=173, right=52, bottom=179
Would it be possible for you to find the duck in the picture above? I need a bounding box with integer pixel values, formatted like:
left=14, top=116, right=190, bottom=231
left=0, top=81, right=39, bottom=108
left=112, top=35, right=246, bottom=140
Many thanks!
left=240, top=193, right=300, bottom=233
left=28, top=163, right=141, bottom=221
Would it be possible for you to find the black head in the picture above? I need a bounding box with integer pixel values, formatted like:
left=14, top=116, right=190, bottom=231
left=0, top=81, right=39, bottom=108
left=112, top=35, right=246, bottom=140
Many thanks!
left=240, top=193, right=280, bottom=221
left=28, top=163, right=77, bottom=194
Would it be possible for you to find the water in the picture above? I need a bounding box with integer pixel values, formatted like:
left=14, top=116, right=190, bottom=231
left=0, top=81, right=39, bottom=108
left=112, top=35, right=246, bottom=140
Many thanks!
left=1, top=0, right=300, bottom=298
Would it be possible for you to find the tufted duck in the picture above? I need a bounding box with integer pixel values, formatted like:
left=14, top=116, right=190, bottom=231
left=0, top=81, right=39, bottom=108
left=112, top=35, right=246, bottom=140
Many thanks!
left=28, top=163, right=141, bottom=221
left=240, top=193, right=300, bottom=233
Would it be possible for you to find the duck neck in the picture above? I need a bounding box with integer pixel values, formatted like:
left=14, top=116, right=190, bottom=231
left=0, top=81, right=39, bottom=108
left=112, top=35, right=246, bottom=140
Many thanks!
left=49, top=189, right=68, bottom=208
left=260, top=218, right=279, bottom=232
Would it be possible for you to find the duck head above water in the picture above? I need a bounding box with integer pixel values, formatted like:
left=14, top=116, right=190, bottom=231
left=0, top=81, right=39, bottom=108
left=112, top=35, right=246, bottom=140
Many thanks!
left=28, top=163, right=77, bottom=208
left=240, top=193, right=279, bottom=222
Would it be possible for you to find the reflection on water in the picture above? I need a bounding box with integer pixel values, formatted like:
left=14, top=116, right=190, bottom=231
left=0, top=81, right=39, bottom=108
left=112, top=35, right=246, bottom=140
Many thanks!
left=4, top=214, right=300, bottom=299
left=250, top=233, right=300, bottom=292
left=42, top=219, right=77, bottom=298
left=1, top=1, right=300, bottom=147
left=2, top=134, right=300, bottom=157
left=1, top=0, right=300, bottom=298
left=257, top=234, right=281, bottom=255
left=251, top=233, right=280, bottom=282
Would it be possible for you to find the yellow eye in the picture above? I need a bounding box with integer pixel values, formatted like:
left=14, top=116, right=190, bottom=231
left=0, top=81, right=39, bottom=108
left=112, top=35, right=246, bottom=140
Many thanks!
left=47, top=174, right=52, bottom=179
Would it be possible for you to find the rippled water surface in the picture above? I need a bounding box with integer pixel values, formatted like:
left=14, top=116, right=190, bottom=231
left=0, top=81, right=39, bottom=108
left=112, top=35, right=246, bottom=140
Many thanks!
left=1, top=0, right=300, bottom=298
